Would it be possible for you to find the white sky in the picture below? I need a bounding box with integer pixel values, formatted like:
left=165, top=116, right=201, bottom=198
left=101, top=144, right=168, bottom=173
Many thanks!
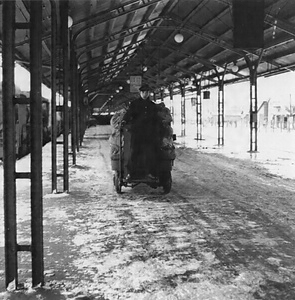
left=0, top=53, right=52, bottom=100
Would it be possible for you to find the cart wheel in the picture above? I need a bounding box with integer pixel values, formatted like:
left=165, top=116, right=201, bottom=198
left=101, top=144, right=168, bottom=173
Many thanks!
left=113, top=171, right=122, bottom=194
left=160, top=171, right=172, bottom=194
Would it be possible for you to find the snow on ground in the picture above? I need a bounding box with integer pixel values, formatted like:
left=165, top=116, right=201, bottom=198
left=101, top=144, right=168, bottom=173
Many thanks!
left=175, top=123, right=295, bottom=180
left=0, top=123, right=294, bottom=300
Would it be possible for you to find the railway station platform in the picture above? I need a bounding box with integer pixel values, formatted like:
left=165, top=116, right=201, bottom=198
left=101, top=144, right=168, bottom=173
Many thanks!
left=1, top=125, right=295, bottom=300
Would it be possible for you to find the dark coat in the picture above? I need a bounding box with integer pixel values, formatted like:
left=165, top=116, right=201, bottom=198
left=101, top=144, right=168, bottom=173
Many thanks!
left=123, top=97, right=158, bottom=142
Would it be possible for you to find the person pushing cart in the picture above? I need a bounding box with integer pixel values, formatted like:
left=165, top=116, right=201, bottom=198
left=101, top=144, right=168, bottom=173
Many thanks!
left=110, top=83, right=176, bottom=193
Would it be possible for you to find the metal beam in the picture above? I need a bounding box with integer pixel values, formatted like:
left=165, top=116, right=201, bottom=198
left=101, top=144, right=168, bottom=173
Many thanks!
left=72, top=0, right=165, bottom=42
left=30, top=0, right=44, bottom=287
left=245, top=51, right=264, bottom=152
left=2, top=0, right=18, bottom=288
left=50, top=0, right=58, bottom=193
left=265, top=14, right=295, bottom=37
left=60, top=0, right=70, bottom=192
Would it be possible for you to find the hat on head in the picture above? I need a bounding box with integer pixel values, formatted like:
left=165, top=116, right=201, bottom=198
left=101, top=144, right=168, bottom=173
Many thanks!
left=139, top=83, right=150, bottom=91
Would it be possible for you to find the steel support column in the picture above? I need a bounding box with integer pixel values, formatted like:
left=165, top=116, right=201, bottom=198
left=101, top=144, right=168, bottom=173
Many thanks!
left=74, top=67, right=79, bottom=154
left=196, top=81, right=203, bottom=140
left=246, top=55, right=262, bottom=152
left=76, top=76, right=82, bottom=150
left=250, top=71, right=258, bottom=152
left=79, top=94, right=84, bottom=146
left=30, top=0, right=44, bottom=286
left=217, top=83, right=225, bottom=146
left=50, top=0, right=58, bottom=192
left=79, top=87, right=84, bottom=146
left=2, top=0, right=18, bottom=288
left=75, top=83, right=80, bottom=153
left=169, top=86, right=174, bottom=124
left=180, top=84, right=185, bottom=136
left=60, top=0, right=70, bottom=192
left=214, top=67, right=227, bottom=146
left=80, top=95, right=87, bottom=145
left=70, top=44, right=77, bottom=165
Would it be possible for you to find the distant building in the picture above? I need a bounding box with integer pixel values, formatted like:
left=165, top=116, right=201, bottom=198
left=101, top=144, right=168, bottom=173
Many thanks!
left=210, top=114, right=243, bottom=127
left=270, top=105, right=295, bottom=130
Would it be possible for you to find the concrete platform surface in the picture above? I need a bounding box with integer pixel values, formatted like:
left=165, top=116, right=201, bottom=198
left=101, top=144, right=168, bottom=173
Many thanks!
left=0, top=125, right=295, bottom=300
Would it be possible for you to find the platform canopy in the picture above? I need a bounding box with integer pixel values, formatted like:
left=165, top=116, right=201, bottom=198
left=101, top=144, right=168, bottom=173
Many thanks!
left=1, top=0, right=295, bottom=111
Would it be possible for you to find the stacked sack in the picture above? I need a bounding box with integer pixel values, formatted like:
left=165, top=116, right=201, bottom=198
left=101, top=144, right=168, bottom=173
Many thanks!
left=156, top=103, right=176, bottom=160
left=109, top=107, right=127, bottom=160
left=110, top=103, right=175, bottom=162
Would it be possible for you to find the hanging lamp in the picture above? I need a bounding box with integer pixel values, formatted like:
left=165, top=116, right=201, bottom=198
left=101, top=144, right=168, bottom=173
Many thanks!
left=174, top=32, right=184, bottom=43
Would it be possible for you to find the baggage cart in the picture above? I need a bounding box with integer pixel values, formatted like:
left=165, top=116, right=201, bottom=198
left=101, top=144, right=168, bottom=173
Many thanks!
left=111, top=125, right=174, bottom=194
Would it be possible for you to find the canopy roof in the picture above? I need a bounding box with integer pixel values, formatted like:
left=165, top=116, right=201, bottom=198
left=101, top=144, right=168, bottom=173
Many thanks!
left=1, top=0, right=295, bottom=111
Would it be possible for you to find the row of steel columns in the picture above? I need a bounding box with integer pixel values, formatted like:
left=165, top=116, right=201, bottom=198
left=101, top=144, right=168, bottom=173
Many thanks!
left=177, top=78, right=225, bottom=144
left=174, top=67, right=259, bottom=151
left=2, top=0, right=88, bottom=288
left=2, top=0, right=44, bottom=288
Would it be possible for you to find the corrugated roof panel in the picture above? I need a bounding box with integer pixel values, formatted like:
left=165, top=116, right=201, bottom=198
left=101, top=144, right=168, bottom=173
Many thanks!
left=3, top=0, right=295, bottom=108
left=122, top=36, right=133, bottom=47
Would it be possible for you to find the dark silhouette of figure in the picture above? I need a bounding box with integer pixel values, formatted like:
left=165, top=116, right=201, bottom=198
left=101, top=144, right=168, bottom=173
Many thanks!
left=122, top=84, right=159, bottom=178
